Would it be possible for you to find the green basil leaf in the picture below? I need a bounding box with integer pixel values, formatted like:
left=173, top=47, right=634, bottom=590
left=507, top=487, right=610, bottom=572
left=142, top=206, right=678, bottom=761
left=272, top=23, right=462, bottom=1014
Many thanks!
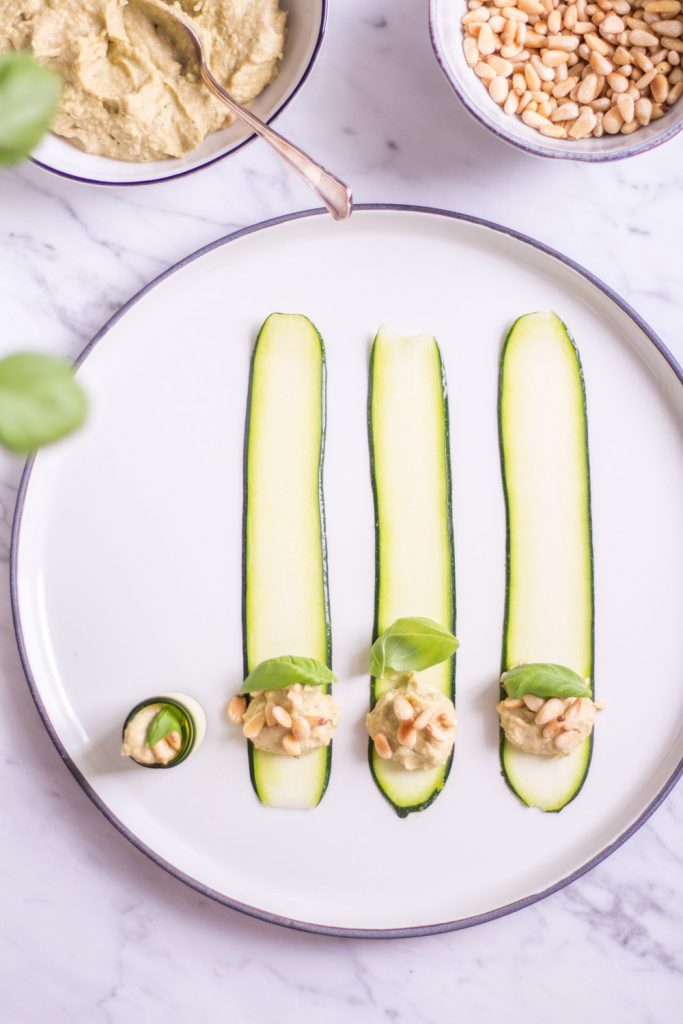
left=0, top=354, right=87, bottom=453
left=501, top=663, right=592, bottom=700
left=370, top=617, right=459, bottom=678
left=0, top=52, right=61, bottom=167
left=146, top=705, right=186, bottom=747
left=241, top=655, right=336, bottom=694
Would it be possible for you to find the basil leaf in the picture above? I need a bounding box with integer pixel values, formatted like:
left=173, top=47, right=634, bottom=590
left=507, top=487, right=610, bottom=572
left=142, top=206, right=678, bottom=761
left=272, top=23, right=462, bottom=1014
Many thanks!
left=0, top=52, right=61, bottom=167
left=370, top=617, right=459, bottom=678
left=146, top=705, right=186, bottom=747
left=241, top=655, right=336, bottom=694
left=0, top=354, right=87, bottom=453
left=502, top=663, right=592, bottom=700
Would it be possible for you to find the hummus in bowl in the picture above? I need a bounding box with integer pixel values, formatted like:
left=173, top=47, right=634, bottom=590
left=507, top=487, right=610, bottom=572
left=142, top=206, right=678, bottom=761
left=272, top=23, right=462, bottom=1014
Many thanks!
left=0, top=0, right=326, bottom=184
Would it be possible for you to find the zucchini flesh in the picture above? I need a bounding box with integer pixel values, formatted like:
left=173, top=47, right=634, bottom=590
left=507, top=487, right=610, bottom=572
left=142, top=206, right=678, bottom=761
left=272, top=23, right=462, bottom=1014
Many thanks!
left=499, top=312, right=594, bottom=811
left=368, top=327, right=456, bottom=816
left=243, top=314, right=331, bottom=808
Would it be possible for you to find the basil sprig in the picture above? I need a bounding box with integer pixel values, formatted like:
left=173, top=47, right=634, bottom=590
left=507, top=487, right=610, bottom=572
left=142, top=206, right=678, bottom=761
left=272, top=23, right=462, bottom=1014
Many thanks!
left=0, top=52, right=61, bottom=166
left=241, top=655, right=336, bottom=694
left=502, top=663, right=592, bottom=700
left=0, top=354, right=87, bottom=453
left=146, top=705, right=186, bottom=747
left=370, top=617, right=459, bottom=679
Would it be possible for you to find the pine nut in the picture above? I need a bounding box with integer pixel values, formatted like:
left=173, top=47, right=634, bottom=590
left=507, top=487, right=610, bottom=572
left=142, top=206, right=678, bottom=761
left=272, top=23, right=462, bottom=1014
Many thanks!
left=540, top=121, right=569, bottom=135
left=393, top=694, right=414, bottom=721
left=585, top=30, right=612, bottom=52
left=478, top=22, right=497, bottom=52
left=613, top=44, right=634, bottom=61
left=668, top=77, right=683, bottom=96
left=462, top=8, right=491, bottom=24
left=635, top=94, right=653, bottom=119
left=554, top=74, right=580, bottom=94
left=490, top=15, right=506, bottom=32
left=555, top=730, right=581, bottom=753
left=272, top=705, right=292, bottom=729
left=243, top=711, right=266, bottom=739
left=552, top=99, right=581, bottom=117
left=608, top=69, right=631, bottom=88
left=535, top=697, right=566, bottom=725
left=227, top=694, right=247, bottom=724
left=503, top=17, right=518, bottom=43
left=426, top=721, right=453, bottom=742
left=637, top=66, right=658, bottom=86
left=602, top=14, right=627, bottom=32
left=264, top=700, right=277, bottom=727
left=397, top=721, right=417, bottom=748
left=414, top=708, right=434, bottom=729
left=543, top=48, right=571, bottom=64
left=489, top=53, right=515, bottom=74
left=603, top=103, right=625, bottom=129
left=166, top=730, right=182, bottom=752
left=374, top=733, right=392, bottom=759
left=519, top=694, right=543, bottom=711
left=150, top=739, right=176, bottom=764
left=651, top=70, right=670, bottom=96
left=282, top=734, right=301, bottom=757
left=288, top=689, right=304, bottom=710
left=542, top=718, right=565, bottom=739
left=578, top=70, right=601, bottom=98
left=645, top=1, right=681, bottom=11
left=464, top=36, right=480, bottom=66
left=548, top=10, right=563, bottom=33
left=505, top=88, right=521, bottom=111
left=548, top=33, right=582, bottom=49
left=291, top=716, right=311, bottom=741
left=617, top=90, right=636, bottom=117
left=526, top=62, right=543, bottom=87
left=652, top=18, right=683, bottom=33
left=591, top=50, right=615, bottom=72
left=629, top=28, right=659, bottom=43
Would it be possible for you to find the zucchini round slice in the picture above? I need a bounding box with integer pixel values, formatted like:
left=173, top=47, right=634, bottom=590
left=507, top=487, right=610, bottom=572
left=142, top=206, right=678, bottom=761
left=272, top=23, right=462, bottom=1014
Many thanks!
left=243, top=313, right=332, bottom=809
left=498, top=311, right=594, bottom=811
left=368, top=326, right=456, bottom=816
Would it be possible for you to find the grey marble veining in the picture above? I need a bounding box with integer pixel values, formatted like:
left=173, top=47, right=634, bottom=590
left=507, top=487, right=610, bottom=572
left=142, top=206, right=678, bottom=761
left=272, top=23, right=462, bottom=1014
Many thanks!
left=0, top=1, right=682, bottom=1021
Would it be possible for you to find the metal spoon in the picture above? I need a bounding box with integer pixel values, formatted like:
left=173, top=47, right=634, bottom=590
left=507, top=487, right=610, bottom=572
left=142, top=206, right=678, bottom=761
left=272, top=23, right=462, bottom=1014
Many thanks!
left=139, top=0, right=352, bottom=220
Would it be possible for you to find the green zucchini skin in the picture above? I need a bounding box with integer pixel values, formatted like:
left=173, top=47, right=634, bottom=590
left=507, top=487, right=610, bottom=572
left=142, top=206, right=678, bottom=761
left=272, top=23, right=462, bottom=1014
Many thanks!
left=368, top=327, right=456, bottom=817
left=242, top=313, right=332, bottom=809
left=498, top=312, right=594, bottom=812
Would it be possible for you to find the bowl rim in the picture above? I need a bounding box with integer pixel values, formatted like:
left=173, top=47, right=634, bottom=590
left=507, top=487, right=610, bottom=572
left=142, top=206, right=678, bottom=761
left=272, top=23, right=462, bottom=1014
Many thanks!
left=428, top=0, right=683, bottom=163
left=30, top=0, right=328, bottom=187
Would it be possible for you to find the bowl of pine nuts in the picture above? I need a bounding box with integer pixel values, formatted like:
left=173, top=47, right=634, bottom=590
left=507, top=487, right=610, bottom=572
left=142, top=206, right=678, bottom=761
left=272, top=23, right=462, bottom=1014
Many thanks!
left=430, top=0, right=683, bottom=159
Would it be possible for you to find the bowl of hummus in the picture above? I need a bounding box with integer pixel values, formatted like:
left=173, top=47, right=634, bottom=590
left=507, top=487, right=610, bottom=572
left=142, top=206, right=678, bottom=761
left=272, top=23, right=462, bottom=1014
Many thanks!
left=0, top=0, right=327, bottom=185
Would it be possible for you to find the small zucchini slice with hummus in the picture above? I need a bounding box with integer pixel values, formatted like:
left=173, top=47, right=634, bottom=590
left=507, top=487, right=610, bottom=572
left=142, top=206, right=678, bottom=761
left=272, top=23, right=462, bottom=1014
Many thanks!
left=498, top=312, right=594, bottom=811
left=243, top=314, right=332, bottom=809
left=121, top=694, right=206, bottom=768
left=368, top=327, right=456, bottom=816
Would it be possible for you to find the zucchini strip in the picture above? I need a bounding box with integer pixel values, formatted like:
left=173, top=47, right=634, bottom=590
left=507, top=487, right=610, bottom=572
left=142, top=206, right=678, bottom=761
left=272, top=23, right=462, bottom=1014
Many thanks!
left=368, top=326, right=456, bottom=816
left=499, top=311, right=594, bottom=811
left=243, top=313, right=331, bottom=808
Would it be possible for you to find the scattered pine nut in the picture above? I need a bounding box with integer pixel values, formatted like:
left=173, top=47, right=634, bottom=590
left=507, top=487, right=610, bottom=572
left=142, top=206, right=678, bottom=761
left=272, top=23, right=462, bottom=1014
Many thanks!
left=373, top=733, right=392, bottom=759
left=227, top=694, right=247, bottom=724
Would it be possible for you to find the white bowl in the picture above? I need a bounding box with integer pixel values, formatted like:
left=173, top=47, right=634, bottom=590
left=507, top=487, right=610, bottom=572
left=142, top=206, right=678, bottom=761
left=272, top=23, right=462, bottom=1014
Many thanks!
left=30, top=0, right=326, bottom=186
left=430, top=0, right=683, bottom=161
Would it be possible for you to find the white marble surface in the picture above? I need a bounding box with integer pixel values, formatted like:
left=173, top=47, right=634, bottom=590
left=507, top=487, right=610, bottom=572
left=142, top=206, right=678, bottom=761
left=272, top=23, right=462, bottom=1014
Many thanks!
left=1, top=1, right=682, bottom=1020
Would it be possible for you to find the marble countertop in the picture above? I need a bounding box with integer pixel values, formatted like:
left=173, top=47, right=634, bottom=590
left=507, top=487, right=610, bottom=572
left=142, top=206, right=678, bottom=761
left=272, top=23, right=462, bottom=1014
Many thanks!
left=1, top=2, right=682, bottom=1021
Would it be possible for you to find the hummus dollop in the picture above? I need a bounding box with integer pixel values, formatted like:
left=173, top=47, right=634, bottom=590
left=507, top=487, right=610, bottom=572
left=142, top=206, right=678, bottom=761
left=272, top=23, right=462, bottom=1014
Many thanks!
left=366, top=674, right=457, bottom=770
left=497, top=696, right=599, bottom=756
left=239, top=685, right=339, bottom=757
left=0, top=0, right=286, bottom=161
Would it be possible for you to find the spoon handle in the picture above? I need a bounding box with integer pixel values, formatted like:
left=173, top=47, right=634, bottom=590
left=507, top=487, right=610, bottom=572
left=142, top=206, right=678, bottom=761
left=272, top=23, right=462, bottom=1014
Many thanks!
left=199, top=65, right=352, bottom=221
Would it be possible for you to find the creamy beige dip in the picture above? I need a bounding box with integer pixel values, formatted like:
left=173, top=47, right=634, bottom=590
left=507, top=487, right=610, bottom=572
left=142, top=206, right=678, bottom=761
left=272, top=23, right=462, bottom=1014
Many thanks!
left=243, top=686, right=339, bottom=757
left=497, top=697, right=597, bottom=757
left=366, top=675, right=457, bottom=771
left=0, top=0, right=286, bottom=161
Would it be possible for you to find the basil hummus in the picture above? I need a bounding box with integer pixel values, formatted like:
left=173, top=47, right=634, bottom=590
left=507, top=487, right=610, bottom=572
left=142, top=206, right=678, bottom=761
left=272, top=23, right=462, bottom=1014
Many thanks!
left=0, top=0, right=286, bottom=161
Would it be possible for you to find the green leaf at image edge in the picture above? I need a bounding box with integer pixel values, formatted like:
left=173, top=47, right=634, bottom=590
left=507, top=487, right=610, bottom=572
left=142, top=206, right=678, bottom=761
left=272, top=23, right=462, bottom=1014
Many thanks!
left=0, top=52, right=61, bottom=167
left=370, top=617, right=459, bottom=678
left=0, top=354, right=87, bottom=453
left=502, top=663, right=592, bottom=700
left=146, top=705, right=186, bottom=747
left=241, top=655, right=336, bottom=694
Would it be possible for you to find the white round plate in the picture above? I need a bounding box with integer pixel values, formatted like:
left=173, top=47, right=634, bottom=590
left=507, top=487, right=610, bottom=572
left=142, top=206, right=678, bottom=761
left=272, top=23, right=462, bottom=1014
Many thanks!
left=11, top=207, right=683, bottom=936
left=30, top=0, right=326, bottom=186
